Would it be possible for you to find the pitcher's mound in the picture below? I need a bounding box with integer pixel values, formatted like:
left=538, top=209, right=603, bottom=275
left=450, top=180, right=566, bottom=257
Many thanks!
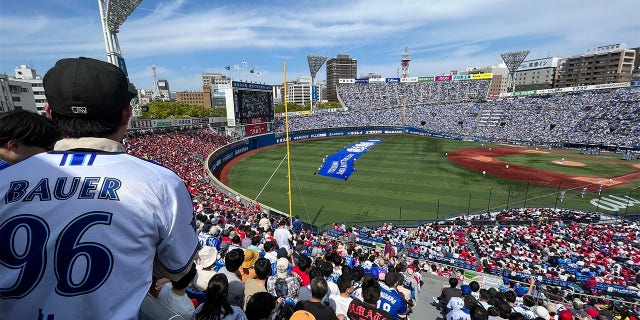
left=552, top=160, right=585, bottom=167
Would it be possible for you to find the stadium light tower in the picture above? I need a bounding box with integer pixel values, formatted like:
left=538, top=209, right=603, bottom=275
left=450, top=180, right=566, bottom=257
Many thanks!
left=500, top=50, right=529, bottom=92
left=98, top=0, right=141, bottom=70
left=400, top=47, right=411, bottom=78
left=307, top=55, right=327, bottom=113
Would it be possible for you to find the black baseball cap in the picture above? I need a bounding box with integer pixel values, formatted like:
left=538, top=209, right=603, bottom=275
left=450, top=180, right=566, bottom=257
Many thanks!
left=44, top=57, right=137, bottom=118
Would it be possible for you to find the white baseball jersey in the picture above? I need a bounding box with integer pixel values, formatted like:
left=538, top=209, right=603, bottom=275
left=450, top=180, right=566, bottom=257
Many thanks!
left=0, top=150, right=198, bottom=319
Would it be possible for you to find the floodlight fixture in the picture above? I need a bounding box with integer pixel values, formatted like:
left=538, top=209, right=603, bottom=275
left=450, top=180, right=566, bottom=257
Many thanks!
left=98, top=0, right=142, bottom=66
left=500, top=50, right=530, bottom=92
left=307, top=55, right=327, bottom=112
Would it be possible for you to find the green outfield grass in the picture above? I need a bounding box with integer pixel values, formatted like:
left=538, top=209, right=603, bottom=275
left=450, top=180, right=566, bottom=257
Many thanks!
left=225, top=135, right=640, bottom=226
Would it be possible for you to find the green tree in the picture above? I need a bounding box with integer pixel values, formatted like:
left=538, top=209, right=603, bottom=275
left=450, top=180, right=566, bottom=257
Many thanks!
left=138, top=101, right=219, bottom=119
left=274, top=102, right=308, bottom=113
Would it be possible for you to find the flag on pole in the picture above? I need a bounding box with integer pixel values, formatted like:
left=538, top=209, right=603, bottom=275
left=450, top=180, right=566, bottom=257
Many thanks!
left=250, top=68, right=255, bottom=73
left=242, top=61, right=247, bottom=67
left=257, top=72, right=262, bottom=76
left=225, top=66, right=231, bottom=70
left=233, top=64, right=240, bottom=70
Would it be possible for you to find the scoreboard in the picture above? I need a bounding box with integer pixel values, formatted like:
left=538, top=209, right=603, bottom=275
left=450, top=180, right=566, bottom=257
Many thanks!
left=225, top=81, right=274, bottom=137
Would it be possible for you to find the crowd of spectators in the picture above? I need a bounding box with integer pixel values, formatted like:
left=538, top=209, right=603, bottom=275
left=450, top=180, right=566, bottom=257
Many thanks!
left=275, top=85, right=640, bottom=147
left=123, top=126, right=640, bottom=319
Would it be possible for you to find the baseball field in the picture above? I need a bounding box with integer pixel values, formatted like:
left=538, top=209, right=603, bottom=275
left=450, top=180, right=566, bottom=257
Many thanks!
left=222, top=135, right=640, bottom=226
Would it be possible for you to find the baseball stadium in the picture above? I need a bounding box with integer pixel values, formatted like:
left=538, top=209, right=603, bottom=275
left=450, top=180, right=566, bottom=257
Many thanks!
left=3, top=2, right=640, bottom=318
left=126, top=78, right=640, bottom=318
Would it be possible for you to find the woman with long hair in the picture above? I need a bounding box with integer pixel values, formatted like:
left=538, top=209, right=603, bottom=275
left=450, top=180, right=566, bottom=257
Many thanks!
left=195, top=274, right=247, bottom=320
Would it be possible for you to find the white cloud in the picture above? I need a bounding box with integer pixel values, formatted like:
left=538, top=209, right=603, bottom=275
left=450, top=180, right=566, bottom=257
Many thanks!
left=0, top=0, right=638, bottom=90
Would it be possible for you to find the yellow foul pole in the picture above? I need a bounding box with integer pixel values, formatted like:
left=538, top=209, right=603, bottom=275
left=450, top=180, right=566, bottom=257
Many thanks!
left=283, top=62, right=293, bottom=222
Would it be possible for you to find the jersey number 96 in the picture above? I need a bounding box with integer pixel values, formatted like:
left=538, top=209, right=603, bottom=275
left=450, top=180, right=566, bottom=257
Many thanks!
left=0, top=212, right=114, bottom=299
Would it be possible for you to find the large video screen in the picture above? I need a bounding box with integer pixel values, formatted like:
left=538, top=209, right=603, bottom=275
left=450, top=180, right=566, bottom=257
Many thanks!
left=234, top=89, right=274, bottom=125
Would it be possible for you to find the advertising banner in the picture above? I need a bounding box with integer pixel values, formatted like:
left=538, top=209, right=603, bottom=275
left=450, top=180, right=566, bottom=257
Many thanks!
left=244, top=123, right=268, bottom=137
left=472, top=73, right=493, bottom=80
left=593, top=82, right=630, bottom=89
left=385, top=77, right=400, bottom=83
left=338, top=78, right=355, bottom=83
left=418, top=76, right=435, bottom=82
left=312, top=85, right=318, bottom=101
left=631, top=81, right=640, bottom=87
left=355, top=78, right=369, bottom=83
left=368, top=78, right=385, bottom=83
left=434, top=75, right=452, bottom=82
left=453, top=74, right=472, bottom=81
left=400, top=77, right=418, bottom=83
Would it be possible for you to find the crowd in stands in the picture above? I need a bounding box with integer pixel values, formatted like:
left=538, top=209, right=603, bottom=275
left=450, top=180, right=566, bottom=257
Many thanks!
left=337, top=80, right=491, bottom=112
left=124, top=127, right=640, bottom=319
left=275, top=85, right=640, bottom=147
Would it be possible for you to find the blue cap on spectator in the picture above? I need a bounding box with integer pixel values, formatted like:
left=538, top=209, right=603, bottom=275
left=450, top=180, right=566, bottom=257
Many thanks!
left=515, top=287, right=526, bottom=297
left=503, top=277, right=510, bottom=284
left=461, top=285, right=472, bottom=295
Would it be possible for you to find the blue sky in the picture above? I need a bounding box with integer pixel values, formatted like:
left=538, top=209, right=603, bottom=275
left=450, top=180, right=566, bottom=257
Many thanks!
left=0, top=0, right=638, bottom=91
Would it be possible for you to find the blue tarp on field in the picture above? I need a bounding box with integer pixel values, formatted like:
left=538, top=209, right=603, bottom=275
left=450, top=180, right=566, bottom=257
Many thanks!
left=317, top=139, right=382, bottom=180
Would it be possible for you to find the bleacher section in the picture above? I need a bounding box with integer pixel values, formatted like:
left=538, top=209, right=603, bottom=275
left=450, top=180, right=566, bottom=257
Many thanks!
left=275, top=85, right=640, bottom=147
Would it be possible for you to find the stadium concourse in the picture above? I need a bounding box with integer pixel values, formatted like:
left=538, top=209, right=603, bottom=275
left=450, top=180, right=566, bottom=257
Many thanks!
left=125, top=127, right=639, bottom=319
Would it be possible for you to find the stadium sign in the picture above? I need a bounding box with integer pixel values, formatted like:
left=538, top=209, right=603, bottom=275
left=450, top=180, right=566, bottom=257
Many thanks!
left=418, top=76, right=434, bottom=82
left=385, top=78, right=400, bottom=83
left=471, top=73, right=493, bottom=80
left=434, top=75, right=452, bottom=82
left=338, top=78, right=355, bottom=83
left=400, top=77, right=418, bottom=83
left=453, top=74, right=472, bottom=81
left=590, top=195, right=639, bottom=212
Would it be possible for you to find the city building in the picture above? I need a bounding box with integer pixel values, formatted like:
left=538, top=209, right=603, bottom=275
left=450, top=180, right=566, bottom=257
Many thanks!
left=555, top=43, right=636, bottom=87
left=326, top=54, right=357, bottom=102
left=176, top=86, right=212, bottom=108
left=12, top=65, right=46, bottom=114
left=0, top=74, right=15, bottom=113
left=202, top=72, right=232, bottom=91
left=513, top=57, right=560, bottom=91
left=157, top=79, right=171, bottom=101
left=464, top=63, right=509, bottom=98
left=6, top=78, right=37, bottom=112
left=632, top=47, right=640, bottom=81
left=273, top=76, right=313, bottom=106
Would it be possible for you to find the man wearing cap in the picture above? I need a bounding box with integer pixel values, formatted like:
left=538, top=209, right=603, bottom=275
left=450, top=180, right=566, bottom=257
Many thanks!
left=0, top=57, right=198, bottom=320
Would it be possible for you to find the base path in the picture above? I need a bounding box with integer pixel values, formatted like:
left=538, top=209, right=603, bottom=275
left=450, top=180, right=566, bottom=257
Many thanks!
left=448, top=146, right=640, bottom=192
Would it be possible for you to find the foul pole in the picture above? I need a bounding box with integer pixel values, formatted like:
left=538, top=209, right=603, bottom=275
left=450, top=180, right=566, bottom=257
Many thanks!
left=283, top=62, right=293, bottom=222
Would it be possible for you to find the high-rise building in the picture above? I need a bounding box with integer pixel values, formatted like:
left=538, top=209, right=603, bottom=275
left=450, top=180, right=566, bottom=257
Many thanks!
left=326, top=54, right=357, bottom=102
left=157, top=79, right=171, bottom=101
left=274, top=76, right=313, bottom=105
left=555, top=43, right=635, bottom=87
left=12, top=65, right=46, bottom=114
left=202, top=72, right=232, bottom=91
left=0, top=74, right=15, bottom=113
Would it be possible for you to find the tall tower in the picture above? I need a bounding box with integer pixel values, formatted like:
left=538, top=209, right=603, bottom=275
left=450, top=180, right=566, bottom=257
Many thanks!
left=152, top=65, right=160, bottom=100
left=400, top=47, right=411, bottom=78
